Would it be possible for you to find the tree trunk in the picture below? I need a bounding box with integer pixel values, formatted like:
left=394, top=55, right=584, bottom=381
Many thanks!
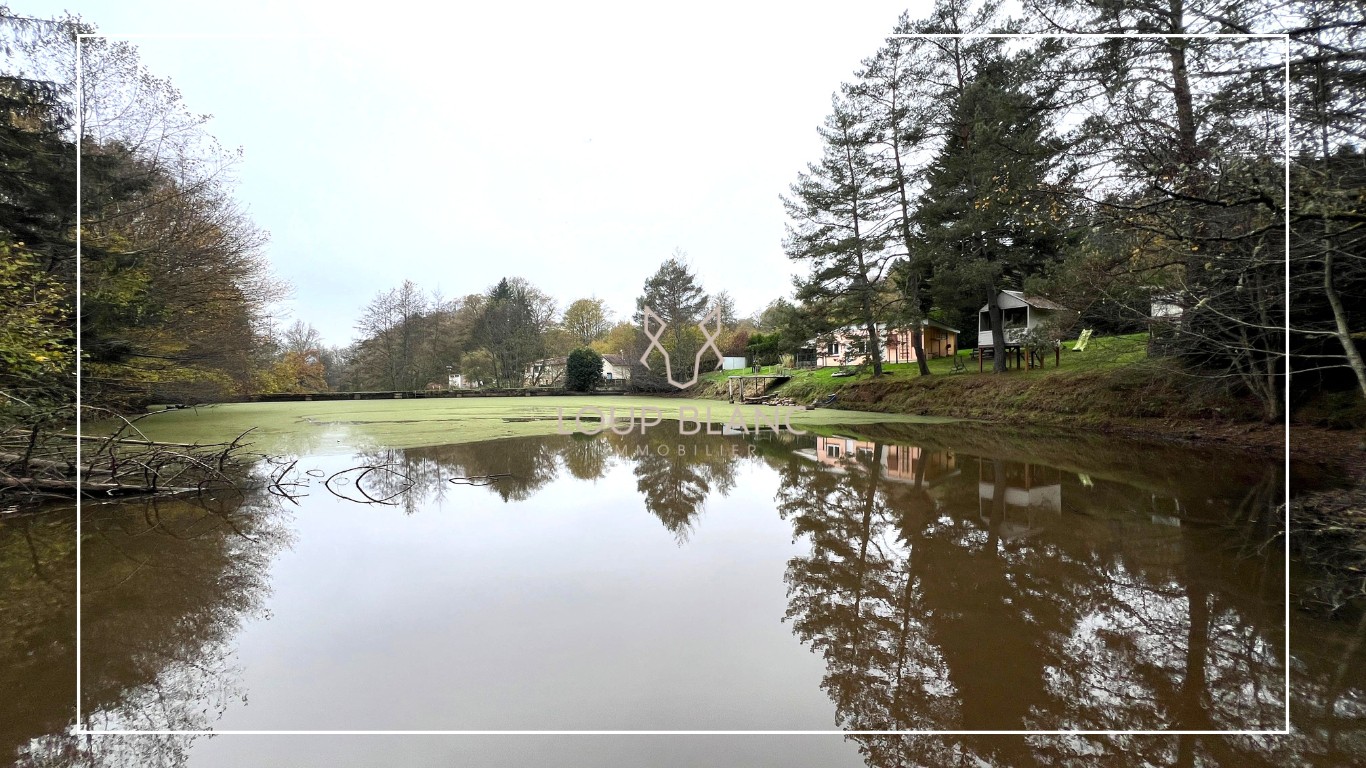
left=888, top=116, right=930, bottom=377
left=911, top=324, right=930, bottom=376
left=863, top=310, right=884, bottom=376
left=1165, top=1, right=1199, bottom=168
left=850, top=443, right=883, bottom=664
left=988, top=288, right=1007, bottom=373
left=988, top=458, right=1007, bottom=552
left=1324, top=240, right=1366, bottom=400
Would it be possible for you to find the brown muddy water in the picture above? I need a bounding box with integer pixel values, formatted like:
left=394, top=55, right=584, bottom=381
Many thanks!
left=1, top=424, right=1361, bottom=767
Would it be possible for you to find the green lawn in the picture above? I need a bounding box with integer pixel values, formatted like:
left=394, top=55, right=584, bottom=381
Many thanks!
left=101, top=394, right=956, bottom=456
left=705, top=332, right=1150, bottom=396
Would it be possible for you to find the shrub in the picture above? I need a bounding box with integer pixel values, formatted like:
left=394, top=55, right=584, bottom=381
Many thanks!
left=566, top=348, right=605, bottom=392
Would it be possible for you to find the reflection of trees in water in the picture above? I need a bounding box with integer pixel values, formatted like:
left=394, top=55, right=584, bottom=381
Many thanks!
left=623, top=431, right=740, bottom=542
left=562, top=431, right=614, bottom=480
left=764, top=437, right=1362, bottom=767
left=777, top=442, right=967, bottom=735
left=399, top=432, right=749, bottom=541
left=1, top=490, right=289, bottom=767
left=360, top=435, right=562, bottom=511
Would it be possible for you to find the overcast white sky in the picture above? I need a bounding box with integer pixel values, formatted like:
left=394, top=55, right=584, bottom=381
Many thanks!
left=27, top=0, right=935, bottom=345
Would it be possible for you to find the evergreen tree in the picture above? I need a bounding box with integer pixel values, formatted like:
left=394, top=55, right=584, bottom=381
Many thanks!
left=850, top=28, right=933, bottom=375
left=914, top=48, right=1071, bottom=372
left=635, top=251, right=710, bottom=331
left=565, top=348, right=604, bottom=392
left=634, top=252, right=713, bottom=384
left=784, top=95, right=896, bottom=375
left=1023, top=0, right=1291, bottom=418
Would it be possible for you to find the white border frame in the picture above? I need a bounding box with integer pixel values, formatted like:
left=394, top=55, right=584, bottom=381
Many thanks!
left=73, top=31, right=1293, bottom=738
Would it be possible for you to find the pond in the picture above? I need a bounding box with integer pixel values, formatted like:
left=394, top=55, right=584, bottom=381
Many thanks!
left=2, top=415, right=1362, bottom=767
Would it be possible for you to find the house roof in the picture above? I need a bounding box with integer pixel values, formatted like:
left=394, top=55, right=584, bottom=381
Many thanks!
left=887, top=319, right=961, bottom=334
left=979, top=290, right=1071, bottom=313
left=530, top=354, right=633, bottom=368
left=811, top=320, right=960, bottom=341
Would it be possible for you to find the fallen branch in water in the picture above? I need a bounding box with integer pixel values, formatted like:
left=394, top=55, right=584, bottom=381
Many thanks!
left=1, top=408, right=258, bottom=505
left=259, top=459, right=512, bottom=506
left=0, top=476, right=199, bottom=496
left=448, top=473, right=512, bottom=487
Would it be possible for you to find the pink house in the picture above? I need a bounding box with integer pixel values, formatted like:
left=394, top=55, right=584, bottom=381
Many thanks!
left=807, top=321, right=959, bottom=368
left=805, top=436, right=958, bottom=486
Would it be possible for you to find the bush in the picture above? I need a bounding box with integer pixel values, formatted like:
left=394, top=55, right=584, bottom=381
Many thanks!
left=566, top=348, right=604, bottom=392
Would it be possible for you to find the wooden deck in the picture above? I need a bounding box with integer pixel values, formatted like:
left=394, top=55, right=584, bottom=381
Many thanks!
left=726, top=375, right=791, bottom=403
left=974, top=343, right=1061, bottom=371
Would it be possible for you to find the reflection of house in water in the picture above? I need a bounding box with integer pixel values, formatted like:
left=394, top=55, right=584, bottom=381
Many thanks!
left=978, top=459, right=1063, bottom=542
left=798, top=436, right=958, bottom=486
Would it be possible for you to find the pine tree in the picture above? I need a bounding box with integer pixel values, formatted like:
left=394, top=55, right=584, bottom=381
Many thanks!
left=848, top=20, right=936, bottom=375
left=634, top=252, right=712, bottom=382
left=784, top=96, right=896, bottom=375
left=914, top=48, right=1070, bottom=372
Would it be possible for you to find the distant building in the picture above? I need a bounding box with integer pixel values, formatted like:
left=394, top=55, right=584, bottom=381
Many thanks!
left=446, top=372, right=478, bottom=389
left=526, top=356, right=569, bottom=387
left=525, top=354, right=633, bottom=387
left=1149, top=292, right=1184, bottom=327
left=802, top=320, right=960, bottom=368
left=601, top=354, right=633, bottom=384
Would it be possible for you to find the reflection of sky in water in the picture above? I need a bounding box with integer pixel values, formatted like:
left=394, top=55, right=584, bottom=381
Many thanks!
left=6, top=428, right=1361, bottom=767
left=214, top=453, right=836, bottom=732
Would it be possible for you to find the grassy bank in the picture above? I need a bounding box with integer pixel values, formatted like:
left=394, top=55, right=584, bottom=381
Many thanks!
left=697, top=333, right=1271, bottom=445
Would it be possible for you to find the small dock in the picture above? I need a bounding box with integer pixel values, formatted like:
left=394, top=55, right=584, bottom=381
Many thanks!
left=726, top=375, right=790, bottom=404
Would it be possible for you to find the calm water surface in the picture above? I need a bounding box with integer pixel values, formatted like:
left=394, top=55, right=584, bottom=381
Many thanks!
left=3, top=423, right=1362, bottom=767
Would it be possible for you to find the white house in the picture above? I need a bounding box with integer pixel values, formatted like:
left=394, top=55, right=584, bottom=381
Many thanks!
left=977, top=290, right=1072, bottom=347
left=601, top=354, right=633, bottom=384
left=446, top=372, right=477, bottom=389
left=1149, top=292, right=1184, bottom=328
left=977, top=458, right=1063, bottom=542
left=526, top=354, right=633, bottom=387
